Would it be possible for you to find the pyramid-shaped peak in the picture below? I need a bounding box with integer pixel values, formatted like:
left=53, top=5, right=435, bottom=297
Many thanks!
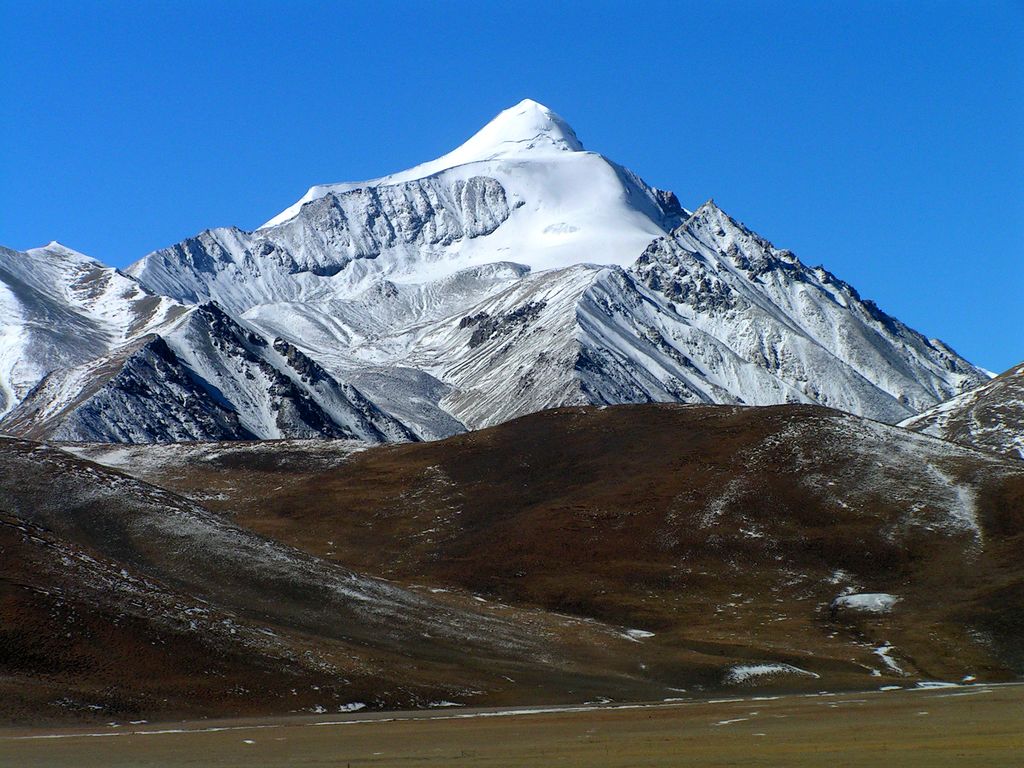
left=43, top=240, right=74, bottom=252
left=450, top=99, right=585, bottom=161
left=694, top=198, right=724, bottom=216
left=27, top=240, right=94, bottom=262
left=259, top=100, right=587, bottom=228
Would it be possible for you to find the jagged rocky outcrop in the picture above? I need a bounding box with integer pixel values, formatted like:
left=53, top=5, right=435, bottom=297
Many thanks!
left=0, top=302, right=415, bottom=443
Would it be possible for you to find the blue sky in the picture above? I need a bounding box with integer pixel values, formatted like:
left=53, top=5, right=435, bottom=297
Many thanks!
left=2, top=1, right=1021, bottom=371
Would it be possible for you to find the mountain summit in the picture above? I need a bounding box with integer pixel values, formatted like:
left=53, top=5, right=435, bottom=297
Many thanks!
left=260, top=99, right=585, bottom=230
left=422, top=97, right=585, bottom=163
left=0, top=100, right=990, bottom=442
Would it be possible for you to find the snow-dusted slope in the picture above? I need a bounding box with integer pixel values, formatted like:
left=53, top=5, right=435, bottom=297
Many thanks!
left=0, top=242, right=185, bottom=414
left=900, top=362, right=1023, bottom=458
left=4, top=100, right=992, bottom=442
left=630, top=202, right=985, bottom=422
left=1, top=303, right=414, bottom=443
left=384, top=264, right=799, bottom=430
left=0, top=333, right=252, bottom=442
left=340, top=202, right=984, bottom=432
left=127, top=100, right=686, bottom=309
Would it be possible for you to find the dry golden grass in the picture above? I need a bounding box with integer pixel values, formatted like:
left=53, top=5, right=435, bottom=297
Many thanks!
left=4, top=684, right=1022, bottom=768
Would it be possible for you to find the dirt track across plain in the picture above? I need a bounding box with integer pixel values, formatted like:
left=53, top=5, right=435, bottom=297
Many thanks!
left=3, top=683, right=1022, bottom=768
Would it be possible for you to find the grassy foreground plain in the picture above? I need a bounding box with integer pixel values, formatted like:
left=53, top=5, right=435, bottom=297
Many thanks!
left=3, top=683, right=1022, bottom=768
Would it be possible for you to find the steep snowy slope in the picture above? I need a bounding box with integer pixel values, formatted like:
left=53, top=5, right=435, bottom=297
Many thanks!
left=0, top=303, right=414, bottom=443
left=260, top=97, right=587, bottom=228
left=127, top=99, right=686, bottom=309
left=630, top=202, right=985, bottom=422
left=0, top=242, right=185, bottom=414
left=901, top=362, right=1023, bottom=458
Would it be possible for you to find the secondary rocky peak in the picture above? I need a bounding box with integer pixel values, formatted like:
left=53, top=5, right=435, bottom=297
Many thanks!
left=677, top=199, right=767, bottom=253
left=27, top=240, right=94, bottom=263
left=687, top=198, right=737, bottom=229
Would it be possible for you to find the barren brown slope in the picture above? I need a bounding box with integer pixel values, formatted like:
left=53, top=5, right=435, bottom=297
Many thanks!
left=901, top=361, right=1024, bottom=459
left=0, top=438, right=724, bottom=726
left=78, top=404, right=1024, bottom=692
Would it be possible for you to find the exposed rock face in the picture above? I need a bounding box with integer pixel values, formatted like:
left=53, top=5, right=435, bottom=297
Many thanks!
left=128, top=176, right=515, bottom=307
left=461, top=301, right=547, bottom=349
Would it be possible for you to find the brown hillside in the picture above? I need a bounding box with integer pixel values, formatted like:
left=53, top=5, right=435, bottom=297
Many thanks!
left=76, top=404, right=1024, bottom=694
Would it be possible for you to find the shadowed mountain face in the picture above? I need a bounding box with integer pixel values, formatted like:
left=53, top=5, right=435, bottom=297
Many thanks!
left=68, top=404, right=1024, bottom=722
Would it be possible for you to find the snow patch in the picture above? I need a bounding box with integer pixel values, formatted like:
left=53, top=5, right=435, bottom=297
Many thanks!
left=832, top=593, right=900, bottom=613
left=724, top=663, right=819, bottom=684
left=873, top=643, right=904, bottom=675
left=623, top=628, right=655, bottom=641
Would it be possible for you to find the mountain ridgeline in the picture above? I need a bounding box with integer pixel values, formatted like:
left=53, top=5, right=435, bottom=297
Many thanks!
left=0, top=99, right=994, bottom=444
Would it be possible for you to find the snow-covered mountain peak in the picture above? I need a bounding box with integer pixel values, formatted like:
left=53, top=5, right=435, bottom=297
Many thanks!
left=445, top=98, right=584, bottom=159
left=26, top=241, right=95, bottom=263
left=259, top=100, right=586, bottom=229
left=9, top=103, right=992, bottom=444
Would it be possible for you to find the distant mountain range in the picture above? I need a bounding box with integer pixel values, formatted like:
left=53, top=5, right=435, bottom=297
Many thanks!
left=0, top=100, right=1004, bottom=446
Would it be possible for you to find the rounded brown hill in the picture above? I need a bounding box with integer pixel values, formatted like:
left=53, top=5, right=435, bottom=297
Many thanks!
left=90, top=403, right=1024, bottom=688
left=1, top=438, right=695, bottom=725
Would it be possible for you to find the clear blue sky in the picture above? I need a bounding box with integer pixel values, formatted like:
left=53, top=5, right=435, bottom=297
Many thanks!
left=2, top=1, right=1021, bottom=371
